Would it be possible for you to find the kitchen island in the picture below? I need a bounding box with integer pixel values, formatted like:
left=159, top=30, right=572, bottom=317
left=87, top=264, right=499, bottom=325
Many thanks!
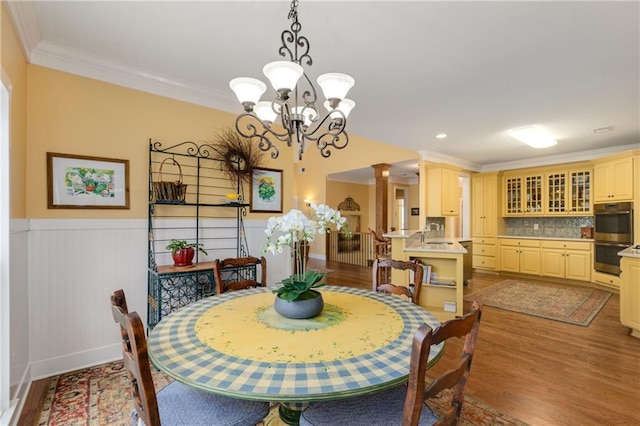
left=385, top=231, right=469, bottom=321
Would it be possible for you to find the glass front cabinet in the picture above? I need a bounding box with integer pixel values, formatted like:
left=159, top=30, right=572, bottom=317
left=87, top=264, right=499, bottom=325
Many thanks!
left=546, top=169, right=591, bottom=215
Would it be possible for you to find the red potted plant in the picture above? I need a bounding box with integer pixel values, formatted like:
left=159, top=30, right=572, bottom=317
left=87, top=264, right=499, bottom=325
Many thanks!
left=166, top=239, right=208, bottom=267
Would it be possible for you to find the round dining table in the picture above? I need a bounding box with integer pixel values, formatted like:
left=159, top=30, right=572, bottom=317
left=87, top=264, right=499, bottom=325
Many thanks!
left=147, top=285, right=444, bottom=425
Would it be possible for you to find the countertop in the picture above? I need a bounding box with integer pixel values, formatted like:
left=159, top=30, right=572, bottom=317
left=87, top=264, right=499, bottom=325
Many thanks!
left=497, top=235, right=594, bottom=242
left=383, top=231, right=469, bottom=254
left=618, top=245, right=640, bottom=259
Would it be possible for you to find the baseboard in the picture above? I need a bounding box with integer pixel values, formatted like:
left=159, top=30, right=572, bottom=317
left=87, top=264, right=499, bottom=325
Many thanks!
left=2, top=364, right=31, bottom=426
left=29, top=343, right=121, bottom=381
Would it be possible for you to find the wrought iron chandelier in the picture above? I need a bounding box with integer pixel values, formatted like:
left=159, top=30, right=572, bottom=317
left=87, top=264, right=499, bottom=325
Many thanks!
left=229, top=0, right=355, bottom=160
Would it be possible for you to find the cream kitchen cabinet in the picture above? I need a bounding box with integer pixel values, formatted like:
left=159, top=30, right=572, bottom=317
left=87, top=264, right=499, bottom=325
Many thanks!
left=425, top=165, right=460, bottom=216
left=541, top=240, right=591, bottom=281
left=472, top=238, right=497, bottom=270
left=499, top=238, right=541, bottom=275
left=620, top=256, right=640, bottom=338
left=546, top=168, right=592, bottom=215
left=471, top=173, right=499, bottom=238
left=503, top=172, right=543, bottom=216
left=471, top=173, right=500, bottom=271
left=593, top=156, right=634, bottom=202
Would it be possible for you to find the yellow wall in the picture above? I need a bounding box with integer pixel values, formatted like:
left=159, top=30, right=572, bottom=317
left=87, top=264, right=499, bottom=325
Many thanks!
left=25, top=66, right=293, bottom=218
left=1, top=4, right=28, bottom=218
left=326, top=180, right=371, bottom=232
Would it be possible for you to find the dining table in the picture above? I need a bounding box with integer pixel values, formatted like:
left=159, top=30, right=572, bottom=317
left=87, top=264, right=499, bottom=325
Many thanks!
left=147, top=285, right=444, bottom=425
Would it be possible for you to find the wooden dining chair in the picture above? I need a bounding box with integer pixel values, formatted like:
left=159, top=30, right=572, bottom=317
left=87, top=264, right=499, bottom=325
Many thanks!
left=373, top=258, right=423, bottom=304
left=213, top=256, right=267, bottom=295
left=109, top=289, right=269, bottom=426
left=299, top=301, right=483, bottom=426
left=370, top=228, right=391, bottom=260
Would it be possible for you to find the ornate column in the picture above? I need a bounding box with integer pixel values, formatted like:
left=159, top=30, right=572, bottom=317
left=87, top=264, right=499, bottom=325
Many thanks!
left=372, top=163, right=391, bottom=234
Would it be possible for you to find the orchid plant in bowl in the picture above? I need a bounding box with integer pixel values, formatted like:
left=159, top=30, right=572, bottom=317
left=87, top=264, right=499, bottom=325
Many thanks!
left=264, top=204, right=347, bottom=317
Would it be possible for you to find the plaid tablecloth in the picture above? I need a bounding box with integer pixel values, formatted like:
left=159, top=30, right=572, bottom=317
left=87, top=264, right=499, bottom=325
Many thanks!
left=147, top=285, right=443, bottom=403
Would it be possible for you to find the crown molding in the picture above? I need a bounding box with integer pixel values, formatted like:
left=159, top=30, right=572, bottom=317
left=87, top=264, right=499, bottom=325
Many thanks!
left=417, top=149, right=482, bottom=172
left=4, top=1, right=41, bottom=62
left=480, top=143, right=640, bottom=172
left=29, top=41, right=239, bottom=113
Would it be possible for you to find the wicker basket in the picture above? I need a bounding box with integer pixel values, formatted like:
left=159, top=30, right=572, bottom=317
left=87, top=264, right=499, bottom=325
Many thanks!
left=152, top=158, right=188, bottom=203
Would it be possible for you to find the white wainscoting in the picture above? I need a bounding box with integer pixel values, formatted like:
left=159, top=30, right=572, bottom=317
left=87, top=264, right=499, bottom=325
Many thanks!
left=26, top=218, right=282, bottom=380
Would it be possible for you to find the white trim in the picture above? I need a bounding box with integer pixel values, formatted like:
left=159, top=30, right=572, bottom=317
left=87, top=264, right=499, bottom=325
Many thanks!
left=418, top=148, right=482, bottom=172
left=3, top=1, right=40, bottom=62
left=0, top=72, right=12, bottom=422
left=30, top=41, right=239, bottom=114
left=479, top=143, right=640, bottom=172
left=29, top=344, right=122, bottom=382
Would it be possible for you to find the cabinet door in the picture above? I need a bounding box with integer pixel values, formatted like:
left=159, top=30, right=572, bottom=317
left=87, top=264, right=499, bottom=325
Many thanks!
left=483, top=175, right=497, bottom=237
left=541, top=249, right=565, bottom=278
left=523, top=175, right=543, bottom=214
left=504, top=177, right=522, bottom=215
left=611, top=157, right=634, bottom=200
left=620, top=258, right=640, bottom=334
left=565, top=250, right=591, bottom=281
left=471, top=177, right=485, bottom=238
left=519, top=247, right=541, bottom=275
left=593, top=162, right=611, bottom=202
left=568, top=169, right=591, bottom=214
left=546, top=172, right=567, bottom=214
left=500, top=246, right=520, bottom=272
left=442, top=168, right=459, bottom=215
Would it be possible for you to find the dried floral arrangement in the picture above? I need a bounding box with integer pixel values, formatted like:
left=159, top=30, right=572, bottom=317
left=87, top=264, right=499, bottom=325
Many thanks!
left=209, top=128, right=263, bottom=185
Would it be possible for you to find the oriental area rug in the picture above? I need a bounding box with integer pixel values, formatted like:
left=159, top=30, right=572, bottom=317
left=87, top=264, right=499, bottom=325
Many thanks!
left=34, top=360, right=527, bottom=425
left=464, top=279, right=611, bottom=326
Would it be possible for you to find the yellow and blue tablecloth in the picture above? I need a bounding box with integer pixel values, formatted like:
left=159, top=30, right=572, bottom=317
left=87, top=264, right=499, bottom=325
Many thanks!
left=147, top=285, right=443, bottom=403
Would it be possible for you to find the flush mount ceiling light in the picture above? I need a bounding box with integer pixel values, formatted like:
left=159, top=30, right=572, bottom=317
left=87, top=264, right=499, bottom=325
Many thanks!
left=229, top=0, right=355, bottom=160
left=436, top=133, right=448, bottom=139
left=508, top=125, right=558, bottom=149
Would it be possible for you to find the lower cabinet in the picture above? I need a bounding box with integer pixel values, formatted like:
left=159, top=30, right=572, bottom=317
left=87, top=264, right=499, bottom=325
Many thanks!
left=499, top=239, right=541, bottom=275
left=472, top=238, right=496, bottom=270
left=620, top=256, right=640, bottom=338
left=541, top=240, right=591, bottom=282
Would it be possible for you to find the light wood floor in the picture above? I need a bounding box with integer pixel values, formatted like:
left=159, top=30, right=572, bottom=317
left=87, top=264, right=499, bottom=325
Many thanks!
left=20, top=261, right=640, bottom=425
left=315, top=260, right=640, bottom=426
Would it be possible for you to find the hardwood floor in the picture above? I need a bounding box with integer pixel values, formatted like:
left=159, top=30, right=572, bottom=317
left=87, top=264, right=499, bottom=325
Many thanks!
left=20, top=260, right=640, bottom=425
left=316, top=260, right=640, bottom=426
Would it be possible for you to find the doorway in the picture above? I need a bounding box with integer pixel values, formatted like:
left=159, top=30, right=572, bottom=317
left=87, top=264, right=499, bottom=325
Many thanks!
left=393, top=186, right=409, bottom=231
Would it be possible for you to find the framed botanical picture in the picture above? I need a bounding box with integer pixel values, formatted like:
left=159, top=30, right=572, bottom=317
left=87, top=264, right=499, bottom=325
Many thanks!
left=250, top=167, right=283, bottom=213
left=47, top=152, right=130, bottom=209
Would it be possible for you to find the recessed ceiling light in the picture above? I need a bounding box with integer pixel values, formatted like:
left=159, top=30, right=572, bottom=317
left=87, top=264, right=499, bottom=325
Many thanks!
left=436, top=133, right=447, bottom=139
left=508, top=125, right=557, bottom=149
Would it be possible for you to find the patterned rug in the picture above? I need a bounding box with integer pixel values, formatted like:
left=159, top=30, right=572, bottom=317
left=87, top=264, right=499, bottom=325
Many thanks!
left=464, top=279, right=611, bottom=326
left=34, top=360, right=527, bottom=425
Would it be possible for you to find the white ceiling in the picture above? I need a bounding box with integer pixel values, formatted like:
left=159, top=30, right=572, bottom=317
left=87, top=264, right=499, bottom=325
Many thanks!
left=6, top=1, right=640, bottom=182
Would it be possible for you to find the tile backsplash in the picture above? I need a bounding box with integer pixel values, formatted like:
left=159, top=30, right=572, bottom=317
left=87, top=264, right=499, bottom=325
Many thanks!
left=505, top=216, right=593, bottom=239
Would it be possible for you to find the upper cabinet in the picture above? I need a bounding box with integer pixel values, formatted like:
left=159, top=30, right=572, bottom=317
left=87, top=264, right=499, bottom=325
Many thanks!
left=425, top=165, right=460, bottom=216
left=545, top=168, right=592, bottom=215
left=593, top=155, right=634, bottom=202
left=503, top=164, right=592, bottom=216
left=503, top=171, right=543, bottom=215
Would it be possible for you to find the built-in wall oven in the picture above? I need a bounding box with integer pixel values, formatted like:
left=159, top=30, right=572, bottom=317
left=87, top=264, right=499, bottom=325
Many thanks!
left=594, top=202, right=633, bottom=275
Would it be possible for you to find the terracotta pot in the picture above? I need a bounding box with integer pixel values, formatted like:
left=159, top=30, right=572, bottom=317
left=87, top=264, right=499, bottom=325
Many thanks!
left=172, top=247, right=195, bottom=266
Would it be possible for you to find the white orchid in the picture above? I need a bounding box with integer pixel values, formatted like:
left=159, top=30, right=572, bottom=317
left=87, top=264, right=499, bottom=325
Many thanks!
left=263, top=204, right=348, bottom=278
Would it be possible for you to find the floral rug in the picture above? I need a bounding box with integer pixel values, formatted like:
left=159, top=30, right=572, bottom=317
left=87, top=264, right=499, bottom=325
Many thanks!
left=464, top=279, right=611, bottom=326
left=34, top=360, right=527, bottom=425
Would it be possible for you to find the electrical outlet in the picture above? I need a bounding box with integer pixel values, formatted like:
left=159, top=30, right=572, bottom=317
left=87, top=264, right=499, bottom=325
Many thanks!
left=533, top=224, right=539, bottom=230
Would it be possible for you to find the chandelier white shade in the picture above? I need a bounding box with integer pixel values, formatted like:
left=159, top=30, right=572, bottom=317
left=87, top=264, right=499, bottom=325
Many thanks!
left=229, top=0, right=355, bottom=160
